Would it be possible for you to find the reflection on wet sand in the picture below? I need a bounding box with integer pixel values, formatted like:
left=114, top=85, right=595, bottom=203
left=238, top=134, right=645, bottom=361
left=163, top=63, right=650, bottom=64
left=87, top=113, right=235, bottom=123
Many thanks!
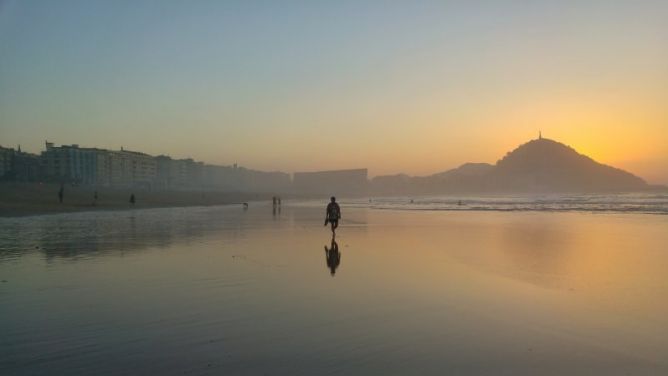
left=1, top=204, right=668, bottom=375
left=0, top=205, right=255, bottom=261
left=324, top=237, right=341, bottom=276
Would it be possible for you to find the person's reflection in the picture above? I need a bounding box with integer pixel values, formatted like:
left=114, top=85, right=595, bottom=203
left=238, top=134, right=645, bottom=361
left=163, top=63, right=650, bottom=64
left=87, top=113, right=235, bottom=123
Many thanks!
left=324, top=237, right=341, bottom=276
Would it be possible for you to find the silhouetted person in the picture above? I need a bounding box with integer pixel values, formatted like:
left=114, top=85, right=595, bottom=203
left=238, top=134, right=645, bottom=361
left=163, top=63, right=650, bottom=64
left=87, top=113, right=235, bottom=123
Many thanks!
left=324, top=196, right=341, bottom=235
left=129, top=194, right=135, bottom=205
left=58, top=184, right=64, bottom=204
left=324, top=237, right=341, bottom=276
left=93, top=191, right=98, bottom=206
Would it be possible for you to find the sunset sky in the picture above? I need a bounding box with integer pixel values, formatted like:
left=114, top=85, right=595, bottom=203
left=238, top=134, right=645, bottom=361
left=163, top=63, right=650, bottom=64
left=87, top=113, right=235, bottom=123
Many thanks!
left=1, top=1, right=666, bottom=183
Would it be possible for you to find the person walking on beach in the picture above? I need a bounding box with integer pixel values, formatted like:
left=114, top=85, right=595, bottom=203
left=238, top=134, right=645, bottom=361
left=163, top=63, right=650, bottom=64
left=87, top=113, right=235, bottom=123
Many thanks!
left=324, top=196, right=341, bottom=235
left=58, top=184, right=64, bottom=204
left=129, top=193, right=135, bottom=205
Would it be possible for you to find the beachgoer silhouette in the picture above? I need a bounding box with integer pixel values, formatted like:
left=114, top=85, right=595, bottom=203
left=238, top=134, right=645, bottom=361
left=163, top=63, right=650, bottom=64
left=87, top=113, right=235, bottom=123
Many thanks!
left=324, top=237, right=341, bottom=276
left=93, top=191, right=98, bottom=206
left=324, top=196, right=341, bottom=235
left=129, top=194, right=135, bottom=205
left=58, top=184, right=64, bottom=204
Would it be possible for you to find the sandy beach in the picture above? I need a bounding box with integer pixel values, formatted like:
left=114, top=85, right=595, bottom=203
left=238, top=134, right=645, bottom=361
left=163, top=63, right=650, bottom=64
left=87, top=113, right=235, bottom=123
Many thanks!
left=0, top=182, right=274, bottom=217
left=1, top=202, right=667, bottom=375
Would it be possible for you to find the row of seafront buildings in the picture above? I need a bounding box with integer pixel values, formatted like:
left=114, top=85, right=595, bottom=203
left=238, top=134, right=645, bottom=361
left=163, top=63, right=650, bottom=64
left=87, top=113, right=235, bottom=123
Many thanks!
left=1, top=142, right=368, bottom=195
left=1, top=142, right=292, bottom=192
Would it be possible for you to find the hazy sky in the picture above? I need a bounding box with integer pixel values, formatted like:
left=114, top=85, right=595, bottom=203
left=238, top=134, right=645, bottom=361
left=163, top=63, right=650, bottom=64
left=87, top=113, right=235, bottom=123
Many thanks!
left=1, top=1, right=667, bottom=182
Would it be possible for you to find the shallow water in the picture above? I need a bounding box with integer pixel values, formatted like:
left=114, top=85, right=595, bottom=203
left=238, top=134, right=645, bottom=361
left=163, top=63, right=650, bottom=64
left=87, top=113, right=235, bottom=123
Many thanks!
left=1, top=203, right=668, bottom=375
left=344, top=193, right=668, bottom=214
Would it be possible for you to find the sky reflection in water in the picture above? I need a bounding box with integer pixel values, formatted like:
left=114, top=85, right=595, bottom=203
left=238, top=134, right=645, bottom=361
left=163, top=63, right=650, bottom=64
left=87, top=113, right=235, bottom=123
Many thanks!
left=1, top=203, right=668, bottom=375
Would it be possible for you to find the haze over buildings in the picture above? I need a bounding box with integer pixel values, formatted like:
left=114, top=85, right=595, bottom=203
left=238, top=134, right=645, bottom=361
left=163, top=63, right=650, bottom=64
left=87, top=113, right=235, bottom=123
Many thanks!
left=1, top=142, right=292, bottom=193
left=1, top=1, right=667, bottom=184
left=293, top=169, right=368, bottom=196
left=1, top=137, right=661, bottom=195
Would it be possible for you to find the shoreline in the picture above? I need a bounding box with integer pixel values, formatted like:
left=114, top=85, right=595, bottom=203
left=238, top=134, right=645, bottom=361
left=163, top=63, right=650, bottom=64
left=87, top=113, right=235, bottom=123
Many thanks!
left=0, top=182, right=273, bottom=217
left=0, top=201, right=252, bottom=218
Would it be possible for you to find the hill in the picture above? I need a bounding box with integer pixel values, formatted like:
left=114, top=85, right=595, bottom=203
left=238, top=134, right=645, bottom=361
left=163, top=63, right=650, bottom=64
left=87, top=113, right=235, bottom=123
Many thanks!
left=488, top=138, right=647, bottom=192
left=371, top=137, right=653, bottom=194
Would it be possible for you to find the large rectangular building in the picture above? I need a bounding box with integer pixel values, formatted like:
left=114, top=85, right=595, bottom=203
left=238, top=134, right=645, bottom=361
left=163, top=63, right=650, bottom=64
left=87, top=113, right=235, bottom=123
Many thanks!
left=293, top=168, right=368, bottom=196
left=42, top=143, right=157, bottom=187
left=42, top=143, right=110, bottom=185
left=156, top=156, right=204, bottom=189
left=108, top=149, right=157, bottom=188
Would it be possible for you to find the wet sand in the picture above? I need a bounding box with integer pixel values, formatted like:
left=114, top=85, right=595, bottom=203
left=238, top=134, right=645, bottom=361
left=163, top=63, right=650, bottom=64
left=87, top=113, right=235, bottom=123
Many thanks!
left=1, top=203, right=667, bottom=375
left=0, top=182, right=268, bottom=217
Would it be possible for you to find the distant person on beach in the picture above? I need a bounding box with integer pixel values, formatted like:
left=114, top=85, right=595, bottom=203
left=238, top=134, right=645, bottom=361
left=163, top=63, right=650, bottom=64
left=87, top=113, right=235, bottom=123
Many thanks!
left=324, top=196, right=341, bottom=235
left=129, top=194, right=135, bottom=205
left=324, top=237, right=341, bottom=276
left=58, top=184, right=64, bottom=204
left=93, top=191, right=98, bottom=206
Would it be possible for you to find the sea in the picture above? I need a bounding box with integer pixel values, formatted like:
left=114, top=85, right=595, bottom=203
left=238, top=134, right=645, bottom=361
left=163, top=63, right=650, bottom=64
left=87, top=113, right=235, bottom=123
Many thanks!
left=338, top=193, right=668, bottom=214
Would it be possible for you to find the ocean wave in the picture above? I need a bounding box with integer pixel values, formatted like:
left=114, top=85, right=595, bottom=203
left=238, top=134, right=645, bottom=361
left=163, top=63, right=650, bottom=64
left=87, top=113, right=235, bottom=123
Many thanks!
left=341, top=194, right=668, bottom=214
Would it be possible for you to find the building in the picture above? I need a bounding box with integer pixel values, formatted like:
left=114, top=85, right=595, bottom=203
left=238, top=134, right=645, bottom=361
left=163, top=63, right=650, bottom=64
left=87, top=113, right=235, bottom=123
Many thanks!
left=201, top=164, right=239, bottom=191
left=0, top=145, right=42, bottom=182
left=5, top=140, right=293, bottom=192
left=13, top=149, right=42, bottom=182
left=198, top=164, right=291, bottom=193
left=42, top=143, right=157, bottom=187
left=0, top=146, right=13, bottom=179
left=42, top=142, right=110, bottom=185
left=108, top=149, right=157, bottom=188
left=239, top=168, right=291, bottom=193
left=156, top=156, right=204, bottom=189
left=293, top=168, right=368, bottom=196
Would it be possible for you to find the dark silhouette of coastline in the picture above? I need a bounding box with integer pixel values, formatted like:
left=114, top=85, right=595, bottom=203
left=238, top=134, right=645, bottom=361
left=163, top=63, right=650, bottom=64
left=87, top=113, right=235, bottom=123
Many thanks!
left=371, top=137, right=660, bottom=195
left=2, top=137, right=666, bottom=218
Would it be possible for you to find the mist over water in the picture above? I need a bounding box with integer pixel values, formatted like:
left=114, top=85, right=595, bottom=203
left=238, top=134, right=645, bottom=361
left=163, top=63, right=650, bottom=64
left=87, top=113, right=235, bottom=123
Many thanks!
left=1, top=202, right=668, bottom=375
